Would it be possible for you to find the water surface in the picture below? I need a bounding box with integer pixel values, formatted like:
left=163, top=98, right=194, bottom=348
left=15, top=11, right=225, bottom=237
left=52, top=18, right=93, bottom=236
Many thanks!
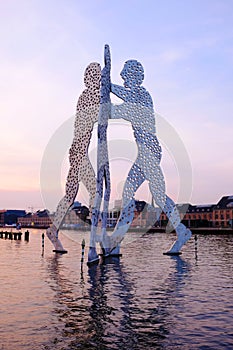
left=0, top=230, right=232, bottom=349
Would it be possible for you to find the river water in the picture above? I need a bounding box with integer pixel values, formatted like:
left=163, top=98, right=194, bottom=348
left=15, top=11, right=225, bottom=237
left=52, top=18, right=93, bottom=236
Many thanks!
left=0, top=229, right=233, bottom=350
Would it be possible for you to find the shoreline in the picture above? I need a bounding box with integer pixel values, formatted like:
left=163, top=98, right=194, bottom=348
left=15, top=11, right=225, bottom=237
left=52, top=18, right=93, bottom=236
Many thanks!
left=1, top=226, right=233, bottom=235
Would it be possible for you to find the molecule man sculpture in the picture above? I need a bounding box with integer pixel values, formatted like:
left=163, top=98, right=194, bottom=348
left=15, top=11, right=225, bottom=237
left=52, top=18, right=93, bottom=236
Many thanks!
left=46, top=45, right=192, bottom=263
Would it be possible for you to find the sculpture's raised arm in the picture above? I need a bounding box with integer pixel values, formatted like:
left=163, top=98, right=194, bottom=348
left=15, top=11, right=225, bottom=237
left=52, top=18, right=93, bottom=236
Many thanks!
left=100, top=44, right=111, bottom=104
left=111, top=83, right=126, bottom=100
left=104, top=44, right=111, bottom=72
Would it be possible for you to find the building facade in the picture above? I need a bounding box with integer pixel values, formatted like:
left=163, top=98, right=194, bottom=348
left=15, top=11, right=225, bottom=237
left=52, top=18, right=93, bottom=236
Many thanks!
left=18, top=210, right=52, bottom=228
left=2, top=195, right=233, bottom=230
left=0, top=210, right=26, bottom=226
left=159, top=196, right=233, bottom=229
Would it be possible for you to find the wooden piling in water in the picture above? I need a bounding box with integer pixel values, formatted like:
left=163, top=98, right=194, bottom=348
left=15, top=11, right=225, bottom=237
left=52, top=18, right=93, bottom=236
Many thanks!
left=0, top=231, right=23, bottom=241
left=81, top=239, right=85, bottom=264
left=24, top=230, right=29, bottom=242
left=41, top=233, right=45, bottom=256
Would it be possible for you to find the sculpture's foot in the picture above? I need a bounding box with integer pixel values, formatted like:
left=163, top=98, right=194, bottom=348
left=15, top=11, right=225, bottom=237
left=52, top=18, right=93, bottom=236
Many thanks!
left=103, top=245, right=122, bottom=258
left=46, top=226, right=67, bottom=253
left=53, top=249, right=68, bottom=254
left=87, top=247, right=99, bottom=266
left=164, top=226, right=192, bottom=255
left=163, top=251, right=182, bottom=256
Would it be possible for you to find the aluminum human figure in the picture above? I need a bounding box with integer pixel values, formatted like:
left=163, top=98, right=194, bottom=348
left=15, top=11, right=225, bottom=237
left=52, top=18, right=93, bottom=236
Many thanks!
left=88, top=45, right=112, bottom=263
left=108, top=59, right=192, bottom=254
left=46, top=62, right=101, bottom=252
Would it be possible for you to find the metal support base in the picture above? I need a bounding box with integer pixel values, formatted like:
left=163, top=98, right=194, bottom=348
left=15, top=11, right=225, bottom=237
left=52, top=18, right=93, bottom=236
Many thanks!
left=163, top=251, right=182, bottom=256
left=53, top=250, right=68, bottom=254
left=87, top=247, right=100, bottom=266
left=101, top=245, right=122, bottom=258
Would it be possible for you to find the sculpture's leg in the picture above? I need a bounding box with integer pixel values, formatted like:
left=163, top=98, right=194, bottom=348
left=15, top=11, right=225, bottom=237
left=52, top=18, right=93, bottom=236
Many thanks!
left=160, top=195, right=191, bottom=254
left=79, top=155, right=97, bottom=210
left=46, top=226, right=67, bottom=253
left=88, top=166, right=104, bottom=264
left=79, top=156, right=101, bottom=263
left=109, top=162, right=146, bottom=252
left=90, top=101, right=111, bottom=261
left=46, top=155, right=81, bottom=253
left=148, top=166, right=192, bottom=255
left=99, top=166, right=111, bottom=255
left=88, top=193, right=102, bottom=264
left=164, top=218, right=192, bottom=255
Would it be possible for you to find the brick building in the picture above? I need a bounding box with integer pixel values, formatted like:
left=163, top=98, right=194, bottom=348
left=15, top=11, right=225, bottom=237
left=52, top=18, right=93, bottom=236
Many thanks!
left=212, top=195, right=233, bottom=228
left=2, top=195, right=233, bottom=230
left=159, top=195, right=233, bottom=229
left=18, top=210, right=52, bottom=228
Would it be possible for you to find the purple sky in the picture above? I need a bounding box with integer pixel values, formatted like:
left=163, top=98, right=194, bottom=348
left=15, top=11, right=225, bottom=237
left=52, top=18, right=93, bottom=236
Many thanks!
left=0, top=0, right=233, bottom=210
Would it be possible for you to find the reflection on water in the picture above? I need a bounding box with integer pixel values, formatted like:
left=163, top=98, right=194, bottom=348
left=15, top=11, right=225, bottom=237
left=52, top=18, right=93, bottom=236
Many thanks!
left=45, top=242, right=191, bottom=349
left=0, top=231, right=233, bottom=349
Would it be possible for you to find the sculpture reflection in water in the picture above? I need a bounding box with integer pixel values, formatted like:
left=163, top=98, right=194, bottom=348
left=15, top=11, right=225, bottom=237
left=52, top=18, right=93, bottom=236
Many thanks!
left=46, top=44, right=192, bottom=260
left=45, top=249, right=190, bottom=349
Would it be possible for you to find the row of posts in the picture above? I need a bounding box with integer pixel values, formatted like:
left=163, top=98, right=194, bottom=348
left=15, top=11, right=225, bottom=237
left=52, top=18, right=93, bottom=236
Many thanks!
left=40, top=233, right=85, bottom=265
left=1, top=230, right=198, bottom=264
left=40, top=234, right=197, bottom=262
left=0, top=230, right=85, bottom=261
left=0, top=230, right=29, bottom=241
left=0, top=230, right=86, bottom=266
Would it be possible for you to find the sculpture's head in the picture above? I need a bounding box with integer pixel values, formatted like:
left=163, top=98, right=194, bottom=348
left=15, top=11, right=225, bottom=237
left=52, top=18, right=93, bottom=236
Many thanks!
left=120, top=60, right=144, bottom=88
left=84, top=62, right=101, bottom=89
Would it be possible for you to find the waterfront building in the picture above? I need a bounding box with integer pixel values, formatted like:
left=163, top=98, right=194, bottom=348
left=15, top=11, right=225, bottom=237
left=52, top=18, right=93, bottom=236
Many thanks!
left=3, top=195, right=233, bottom=230
left=158, top=195, right=233, bottom=229
left=62, top=205, right=90, bottom=229
left=0, top=210, right=5, bottom=226
left=213, top=195, right=233, bottom=228
left=17, top=210, right=52, bottom=228
left=0, top=209, right=26, bottom=226
left=182, top=204, right=215, bottom=228
left=131, top=201, right=147, bottom=227
left=17, top=205, right=90, bottom=229
left=107, top=200, right=149, bottom=228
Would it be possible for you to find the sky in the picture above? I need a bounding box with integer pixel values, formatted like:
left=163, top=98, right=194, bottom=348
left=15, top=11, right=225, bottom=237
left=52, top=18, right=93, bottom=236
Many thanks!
left=0, top=0, right=233, bottom=210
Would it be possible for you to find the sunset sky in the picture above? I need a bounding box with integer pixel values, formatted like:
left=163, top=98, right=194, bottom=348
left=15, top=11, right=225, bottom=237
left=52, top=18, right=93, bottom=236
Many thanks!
left=0, top=0, right=233, bottom=210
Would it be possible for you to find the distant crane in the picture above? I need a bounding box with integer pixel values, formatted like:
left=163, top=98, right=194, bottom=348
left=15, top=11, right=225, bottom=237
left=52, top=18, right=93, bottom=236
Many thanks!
left=27, top=206, right=41, bottom=214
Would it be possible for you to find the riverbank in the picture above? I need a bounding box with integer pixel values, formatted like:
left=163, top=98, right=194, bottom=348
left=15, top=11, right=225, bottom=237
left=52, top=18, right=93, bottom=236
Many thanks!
left=146, top=227, right=233, bottom=234
left=1, top=226, right=233, bottom=235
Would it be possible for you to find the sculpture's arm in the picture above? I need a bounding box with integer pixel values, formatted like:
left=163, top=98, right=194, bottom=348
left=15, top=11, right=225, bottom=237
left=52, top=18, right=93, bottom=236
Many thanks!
left=111, top=83, right=127, bottom=100
left=101, top=45, right=111, bottom=104
left=104, top=44, right=111, bottom=73
left=111, top=103, right=131, bottom=122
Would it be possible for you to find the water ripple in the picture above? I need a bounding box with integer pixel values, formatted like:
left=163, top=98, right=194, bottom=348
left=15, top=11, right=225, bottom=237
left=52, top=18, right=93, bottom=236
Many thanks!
left=0, top=231, right=233, bottom=349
